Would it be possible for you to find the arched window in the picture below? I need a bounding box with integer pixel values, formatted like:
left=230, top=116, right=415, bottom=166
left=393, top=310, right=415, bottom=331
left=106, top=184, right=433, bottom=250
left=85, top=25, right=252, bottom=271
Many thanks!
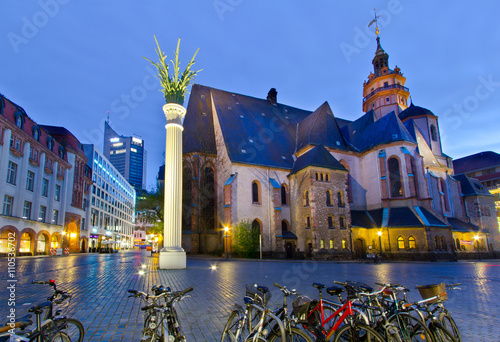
left=281, top=220, right=288, bottom=232
left=434, top=236, right=439, bottom=250
left=304, top=190, right=309, bottom=206
left=329, top=239, right=335, bottom=249
left=32, top=126, right=40, bottom=141
left=388, top=157, right=403, bottom=197
left=305, top=216, right=311, bottom=229
left=328, top=216, right=334, bottom=229
left=281, top=184, right=287, bottom=205
left=441, top=236, right=447, bottom=251
left=455, top=238, right=460, bottom=250
left=397, top=236, right=405, bottom=249
left=14, top=111, right=24, bottom=129
left=37, top=234, right=47, bottom=253
left=430, top=125, right=438, bottom=141
left=202, top=168, right=215, bottom=230
left=58, top=146, right=65, bottom=160
left=20, top=233, right=31, bottom=253
left=342, top=240, right=347, bottom=249
left=47, top=136, right=54, bottom=151
left=326, top=190, right=333, bottom=206
left=315, top=172, right=319, bottom=180
left=409, top=236, right=416, bottom=249
left=440, top=178, right=450, bottom=212
left=0, top=231, right=16, bottom=253
left=320, top=239, right=325, bottom=249
left=252, top=181, right=260, bottom=204
left=337, top=191, right=345, bottom=207
left=339, top=216, right=346, bottom=229
left=252, top=219, right=261, bottom=235
left=182, top=168, right=193, bottom=230
left=410, top=156, right=419, bottom=198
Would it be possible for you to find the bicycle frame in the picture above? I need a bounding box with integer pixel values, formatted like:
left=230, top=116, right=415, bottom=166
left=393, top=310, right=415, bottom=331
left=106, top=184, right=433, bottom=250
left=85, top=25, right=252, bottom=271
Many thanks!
left=307, top=299, right=354, bottom=340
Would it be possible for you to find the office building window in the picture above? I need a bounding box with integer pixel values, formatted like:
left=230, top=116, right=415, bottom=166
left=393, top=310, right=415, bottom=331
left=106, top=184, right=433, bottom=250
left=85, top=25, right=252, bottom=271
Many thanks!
left=42, top=178, right=49, bottom=197
left=55, top=184, right=61, bottom=201
left=39, top=206, right=47, bottom=222
left=7, top=161, right=17, bottom=185
left=52, top=210, right=59, bottom=224
left=23, top=201, right=32, bottom=220
left=3, top=195, right=14, bottom=216
left=26, top=171, right=35, bottom=191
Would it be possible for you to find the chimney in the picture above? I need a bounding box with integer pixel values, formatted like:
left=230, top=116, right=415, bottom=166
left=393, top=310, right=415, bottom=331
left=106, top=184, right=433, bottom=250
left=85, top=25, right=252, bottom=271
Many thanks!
left=267, top=88, right=277, bottom=105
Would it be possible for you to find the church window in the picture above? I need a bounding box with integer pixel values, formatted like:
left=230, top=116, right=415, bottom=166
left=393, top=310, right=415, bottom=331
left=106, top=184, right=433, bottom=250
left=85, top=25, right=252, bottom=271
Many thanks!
left=441, top=236, right=447, bottom=250
left=282, top=220, right=288, bottom=232
left=397, top=236, right=405, bottom=249
left=305, top=216, right=311, bottom=229
left=342, top=240, right=347, bottom=249
left=337, top=191, right=345, bottom=207
left=430, top=125, right=438, bottom=141
left=386, top=97, right=390, bottom=102
left=440, top=178, right=450, bottom=212
left=328, top=216, right=334, bottom=229
left=281, top=184, right=288, bottom=205
left=339, top=216, right=346, bottom=229
left=434, top=236, right=439, bottom=250
left=388, top=157, right=403, bottom=197
left=304, top=191, right=309, bottom=206
left=326, top=190, right=333, bottom=207
left=329, top=239, right=334, bottom=249
left=252, top=219, right=261, bottom=236
left=252, top=181, right=261, bottom=204
left=455, top=238, right=460, bottom=250
left=409, top=236, right=416, bottom=249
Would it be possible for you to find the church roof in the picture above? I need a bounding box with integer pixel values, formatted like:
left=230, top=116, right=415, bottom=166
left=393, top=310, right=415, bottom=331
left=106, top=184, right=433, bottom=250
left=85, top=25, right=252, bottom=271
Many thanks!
left=296, top=101, right=349, bottom=152
left=453, top=151, right=500, bottom=174
left=290, top=144, right=346, bottom=176
left=341, top=109, right=376, bottom=147
left=447, top=217, right=481, bottom=233
left=453, top=174, right=494, bottom=197
left=398, top=102, right=436, bottom=121
left=348, top=111, right=415, bottom=152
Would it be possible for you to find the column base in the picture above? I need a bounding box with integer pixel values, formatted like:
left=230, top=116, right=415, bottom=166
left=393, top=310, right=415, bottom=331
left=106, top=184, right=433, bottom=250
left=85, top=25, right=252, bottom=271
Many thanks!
left=159, top=247, right=186, bottom=269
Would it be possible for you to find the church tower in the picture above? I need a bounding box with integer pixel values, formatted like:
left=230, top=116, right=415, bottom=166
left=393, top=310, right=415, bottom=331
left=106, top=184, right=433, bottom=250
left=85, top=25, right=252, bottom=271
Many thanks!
left=362, top=34, right=410, bottom=120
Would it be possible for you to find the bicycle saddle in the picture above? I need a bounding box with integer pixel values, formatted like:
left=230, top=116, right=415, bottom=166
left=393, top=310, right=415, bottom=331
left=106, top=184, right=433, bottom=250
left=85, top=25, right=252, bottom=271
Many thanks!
left=28, top=301, right=51, bottom=314
left=326, top=285, right=344, bottom=296
left=313, top=283, right=325, bottom=290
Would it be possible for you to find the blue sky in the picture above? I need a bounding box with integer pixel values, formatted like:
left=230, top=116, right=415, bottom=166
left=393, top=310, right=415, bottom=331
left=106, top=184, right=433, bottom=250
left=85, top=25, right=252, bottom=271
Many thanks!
left=2, top=1, right=500, bottom=190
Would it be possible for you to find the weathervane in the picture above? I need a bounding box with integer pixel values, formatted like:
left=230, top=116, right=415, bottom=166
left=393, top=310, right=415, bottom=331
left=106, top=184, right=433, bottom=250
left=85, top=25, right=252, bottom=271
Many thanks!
left=368, top=8, right=381, bottom=36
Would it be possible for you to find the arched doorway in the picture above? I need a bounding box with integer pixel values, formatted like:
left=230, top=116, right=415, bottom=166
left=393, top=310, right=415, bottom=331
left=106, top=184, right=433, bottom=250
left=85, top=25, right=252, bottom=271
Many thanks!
left=354, top=238, right=366, bottom=259
left=0, top=229, right=18, bottom=256
left=19, top=233, right=32, bottom=256
left=285, top=242, right=294, bottom=259
left=306, top=242, right=313, bottom=257
left=37, top=234, right=49, bottom=255
left=81, top=239, right=87, bottom=253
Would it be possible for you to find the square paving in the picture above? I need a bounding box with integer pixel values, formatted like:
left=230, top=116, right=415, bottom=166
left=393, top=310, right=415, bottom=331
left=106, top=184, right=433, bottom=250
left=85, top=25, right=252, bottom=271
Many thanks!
left=1, top=250, right=498, bottom=341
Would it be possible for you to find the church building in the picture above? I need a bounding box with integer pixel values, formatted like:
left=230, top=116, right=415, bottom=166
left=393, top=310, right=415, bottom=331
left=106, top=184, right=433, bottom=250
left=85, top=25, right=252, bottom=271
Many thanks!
left=180, top=35, right=499, bottom=260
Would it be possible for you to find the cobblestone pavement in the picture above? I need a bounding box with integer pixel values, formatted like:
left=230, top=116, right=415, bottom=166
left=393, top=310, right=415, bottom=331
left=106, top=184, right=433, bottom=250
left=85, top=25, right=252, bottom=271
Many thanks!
left=1, top=250, right=499, bottom=341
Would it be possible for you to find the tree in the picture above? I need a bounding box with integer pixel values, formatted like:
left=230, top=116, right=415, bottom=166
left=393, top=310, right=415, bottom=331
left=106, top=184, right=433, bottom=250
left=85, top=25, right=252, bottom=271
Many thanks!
left=232, top=220, right=260, bottom=259
left=135, top=190, right=164, bottom=243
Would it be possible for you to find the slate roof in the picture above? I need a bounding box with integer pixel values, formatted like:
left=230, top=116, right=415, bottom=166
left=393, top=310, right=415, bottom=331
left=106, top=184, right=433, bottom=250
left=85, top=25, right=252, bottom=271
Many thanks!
left=351, top=210, right=377, bottom=228
left=347, top=111, right=416, bottom=152
left=296, top=102, right=349, bottom=152
left=447, top=218, right=481, bottom=233
left=417, top=207, right=448, bottom=227
left=290, top=145, right=346, bottom=176
left=453, top=174, right=493, bottom=196
left=398, top=102, right=436, bottom=121
left=281, top=231, right=298, bottom=239
left=453, top=151, right=500, bottom=174
left=388, top=207, right=423, bottom=227
left=341, top=110, right=376, bottom=148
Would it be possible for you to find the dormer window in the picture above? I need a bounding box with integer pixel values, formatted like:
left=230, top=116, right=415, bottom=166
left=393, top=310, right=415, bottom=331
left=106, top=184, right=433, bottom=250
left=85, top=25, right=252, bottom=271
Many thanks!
left=58, top=146, right=65, bottom=159
left=47, top=136, right=54, bottom=151
left=32, top=126, right=40, bottom=141
left=14, top=111, right=24, bottom=129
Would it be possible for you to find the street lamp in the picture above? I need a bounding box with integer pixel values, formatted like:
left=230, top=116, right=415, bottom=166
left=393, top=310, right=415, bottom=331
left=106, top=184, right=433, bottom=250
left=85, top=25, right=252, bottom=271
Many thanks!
left=224, top=226, right=229, bottom=259
left=377, top=230, right=383, bottom=257
left=474, top=235, right=481, bottom=261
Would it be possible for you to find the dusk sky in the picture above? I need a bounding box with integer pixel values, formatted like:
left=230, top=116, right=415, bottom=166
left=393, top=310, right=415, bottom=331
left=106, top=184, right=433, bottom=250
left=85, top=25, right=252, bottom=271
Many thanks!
left=2, top=1, right=499, bottom=190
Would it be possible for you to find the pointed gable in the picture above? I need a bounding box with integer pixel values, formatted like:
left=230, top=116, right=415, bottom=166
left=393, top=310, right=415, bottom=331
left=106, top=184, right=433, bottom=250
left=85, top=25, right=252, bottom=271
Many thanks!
left=341, top=109, right=376, bottom=145
left=296, top=102, right=348, bottom=152
left=290, top=144, right=346, bottom=175
left=348, top=111, right=415, bottom=152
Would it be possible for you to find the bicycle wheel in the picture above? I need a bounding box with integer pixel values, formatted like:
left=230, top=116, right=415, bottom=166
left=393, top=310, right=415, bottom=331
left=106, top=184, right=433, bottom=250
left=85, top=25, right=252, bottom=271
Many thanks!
left=49, top=332, right=71, bottom=342
left=52, top=318, right=84, bottom=342
left=439, top=312, right=461, bottom=342
left=267, top=326, right=313, bottom=342
left=389, top=313, right=434, bottom=342
left=429, top=322, right=458, bottom=342
left=332, top=323, right=385, bottom=342
left=221, top=310, right=245, bottom=342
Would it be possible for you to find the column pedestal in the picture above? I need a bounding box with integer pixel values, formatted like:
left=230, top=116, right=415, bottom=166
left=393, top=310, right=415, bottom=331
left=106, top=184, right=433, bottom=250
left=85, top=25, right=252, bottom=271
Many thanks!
left=159, top=247, right=186, bottom=269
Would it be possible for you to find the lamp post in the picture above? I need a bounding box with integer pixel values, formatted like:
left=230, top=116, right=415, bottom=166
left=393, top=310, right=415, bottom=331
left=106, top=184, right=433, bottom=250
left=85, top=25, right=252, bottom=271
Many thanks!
left=224, top=226, right=229, bottom=259
left=474, top=235, right=481, bottom=261
left=377, top=230, right=383, bottom=257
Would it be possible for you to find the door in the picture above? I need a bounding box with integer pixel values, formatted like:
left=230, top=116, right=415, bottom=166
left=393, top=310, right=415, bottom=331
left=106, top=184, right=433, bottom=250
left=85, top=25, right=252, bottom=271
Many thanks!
left=354, top=238, right=365, bottom=259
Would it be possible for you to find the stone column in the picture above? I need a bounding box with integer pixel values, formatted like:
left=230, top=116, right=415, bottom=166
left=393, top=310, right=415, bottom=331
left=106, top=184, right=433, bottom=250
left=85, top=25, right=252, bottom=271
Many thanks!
left=159, top=103, right=187, bottom=269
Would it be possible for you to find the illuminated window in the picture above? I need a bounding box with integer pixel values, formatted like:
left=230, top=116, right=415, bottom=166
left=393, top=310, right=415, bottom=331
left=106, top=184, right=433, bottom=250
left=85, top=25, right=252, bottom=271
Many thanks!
left=50, top=235, right=59, bottom=248
left=397, top=236, right=405, bottom=249
left=112, top=142, right=123, bottom=147
left=329, top=239, right=334, bottom=249
left=342, top=240, right=347, bottom=249
left=409, top=236, right=416, bottom=249
left=20, top=233, right=31, bottom=253
left=320, top=239, right=325, bottom=249
left=37, top=234, right=46, bottom=252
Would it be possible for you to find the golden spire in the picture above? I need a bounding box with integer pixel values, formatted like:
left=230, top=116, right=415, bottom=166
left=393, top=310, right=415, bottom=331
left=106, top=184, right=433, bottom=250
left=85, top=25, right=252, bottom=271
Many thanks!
left=368, top=8, right=381, bottom=36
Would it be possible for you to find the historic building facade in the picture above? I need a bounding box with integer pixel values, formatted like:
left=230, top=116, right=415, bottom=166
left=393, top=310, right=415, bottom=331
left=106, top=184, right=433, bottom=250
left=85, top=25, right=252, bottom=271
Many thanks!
left=181, top=36, right=498, bottom=260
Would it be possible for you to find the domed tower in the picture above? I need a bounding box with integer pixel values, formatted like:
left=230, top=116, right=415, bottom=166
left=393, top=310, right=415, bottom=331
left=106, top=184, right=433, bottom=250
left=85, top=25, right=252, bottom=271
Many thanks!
left=362, top=36, right=410, bottom=120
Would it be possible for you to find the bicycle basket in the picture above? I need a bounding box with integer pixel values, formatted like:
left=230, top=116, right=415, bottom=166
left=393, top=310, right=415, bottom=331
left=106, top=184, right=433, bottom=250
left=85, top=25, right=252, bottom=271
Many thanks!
left=416, top=283, right=447, bottom=303
left=245, top=285, right=271, bottom=306
left=291, top=296, right=317, bottom=324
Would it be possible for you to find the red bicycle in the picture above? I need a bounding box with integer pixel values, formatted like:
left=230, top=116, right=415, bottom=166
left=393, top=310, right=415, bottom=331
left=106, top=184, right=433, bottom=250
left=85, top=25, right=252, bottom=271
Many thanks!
left=296, top=282, right=383, bottom=341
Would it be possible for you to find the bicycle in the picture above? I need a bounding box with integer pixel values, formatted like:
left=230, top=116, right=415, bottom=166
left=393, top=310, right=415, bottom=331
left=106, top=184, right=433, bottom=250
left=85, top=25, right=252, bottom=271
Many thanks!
left=128, top=285, right=193, bottom=342
left=2, top=280, right=84, bottom=342
left=402, top=283, right=462, bottom=342
left=266, top=282, right=313, bottom=342
left=298, top=282, right=384, bottom=341
left=220, top=284, right=285, bottom=342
